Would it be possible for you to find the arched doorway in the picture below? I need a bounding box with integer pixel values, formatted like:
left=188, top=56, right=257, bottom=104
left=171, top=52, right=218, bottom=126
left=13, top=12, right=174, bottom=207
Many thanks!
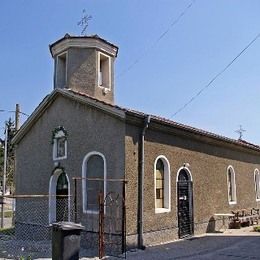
left=56, top=172, right=69, bottom=222
left=49, top=168, right=70, bottom=223
left=177, top=167, right=194, bottom=238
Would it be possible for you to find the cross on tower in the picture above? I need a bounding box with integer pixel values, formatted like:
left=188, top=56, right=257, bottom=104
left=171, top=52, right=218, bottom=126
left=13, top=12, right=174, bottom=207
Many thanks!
left=77, top=9, right=92, bottom=36
left=235, top=125, right=246, bottom=140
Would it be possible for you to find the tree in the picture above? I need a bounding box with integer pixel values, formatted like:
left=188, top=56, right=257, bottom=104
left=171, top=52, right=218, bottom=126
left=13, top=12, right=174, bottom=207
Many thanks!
left=0, top=139, right=4, bottom=191
left=0, top=118, right=16, bottom=193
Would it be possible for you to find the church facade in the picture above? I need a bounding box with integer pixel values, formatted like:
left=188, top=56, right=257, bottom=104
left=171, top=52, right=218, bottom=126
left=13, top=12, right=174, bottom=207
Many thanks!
left=13, top=34, right=260, bottom=248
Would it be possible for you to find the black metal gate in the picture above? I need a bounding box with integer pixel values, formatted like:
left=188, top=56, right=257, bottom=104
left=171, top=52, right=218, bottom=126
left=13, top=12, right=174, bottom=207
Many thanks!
left=177, top=169, right=194, bottom=238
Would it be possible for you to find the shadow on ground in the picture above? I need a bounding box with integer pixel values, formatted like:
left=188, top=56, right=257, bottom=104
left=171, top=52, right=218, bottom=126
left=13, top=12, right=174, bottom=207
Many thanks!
left=110, top=235, right=260, bottom=260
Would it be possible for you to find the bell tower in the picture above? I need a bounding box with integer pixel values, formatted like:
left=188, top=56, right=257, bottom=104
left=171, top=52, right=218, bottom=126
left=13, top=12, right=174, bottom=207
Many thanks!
left=50, top=34, right=118, bottom=104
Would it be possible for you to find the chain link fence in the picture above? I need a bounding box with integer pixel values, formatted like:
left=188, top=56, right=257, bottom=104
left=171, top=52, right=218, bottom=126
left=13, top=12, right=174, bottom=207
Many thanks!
left=0, top=195, right=75, bottom=259
left=0, top=186, right=126, bottom=259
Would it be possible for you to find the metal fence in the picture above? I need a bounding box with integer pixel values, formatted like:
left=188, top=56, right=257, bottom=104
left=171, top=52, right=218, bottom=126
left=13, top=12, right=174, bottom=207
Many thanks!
left=73, top=177, right=127, bottom=259
left=0, top=183, right=126, bottom=259
left=0, top=195, right=54, bottom=259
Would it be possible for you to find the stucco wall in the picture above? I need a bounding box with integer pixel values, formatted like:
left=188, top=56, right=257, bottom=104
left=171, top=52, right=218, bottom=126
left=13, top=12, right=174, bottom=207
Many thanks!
left=66, top=48, right=115, bottom=104
left=15, top=95, right=125, bottom=227
left=125, top=124, right=140, bottom=236
left=125, top=120, right=260, bottom=245
left=67, top=48, right=97, bottom=97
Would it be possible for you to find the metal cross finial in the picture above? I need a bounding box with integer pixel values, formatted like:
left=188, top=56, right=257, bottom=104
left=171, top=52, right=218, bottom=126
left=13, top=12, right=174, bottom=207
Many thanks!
left=77, top=9, right=92, bottom=36
left=235, top=125, right=246, bottom=140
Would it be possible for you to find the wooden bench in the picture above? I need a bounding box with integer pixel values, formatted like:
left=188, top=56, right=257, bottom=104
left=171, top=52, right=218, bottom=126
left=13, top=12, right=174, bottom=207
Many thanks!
left=229, top=208, right=259, bottom=228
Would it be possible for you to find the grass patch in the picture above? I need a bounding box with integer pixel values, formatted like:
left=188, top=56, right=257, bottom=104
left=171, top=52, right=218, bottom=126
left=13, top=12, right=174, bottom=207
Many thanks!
left=4, top=211, right=13, bottom=218
left=0, top=227, right=15, bottom=235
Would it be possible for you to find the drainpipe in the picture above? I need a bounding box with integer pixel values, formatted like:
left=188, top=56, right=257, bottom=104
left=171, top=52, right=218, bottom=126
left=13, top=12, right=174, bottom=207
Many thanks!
left=138, top=114, right=151, bottom=249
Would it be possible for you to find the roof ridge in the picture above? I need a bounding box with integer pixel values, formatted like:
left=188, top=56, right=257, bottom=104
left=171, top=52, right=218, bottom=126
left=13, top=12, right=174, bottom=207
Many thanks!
left=66, top=89, right=260, bottom=151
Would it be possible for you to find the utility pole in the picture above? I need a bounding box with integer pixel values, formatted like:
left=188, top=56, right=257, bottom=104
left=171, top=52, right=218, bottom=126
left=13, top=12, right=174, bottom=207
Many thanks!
left=1, top=123, right=8, bottom=228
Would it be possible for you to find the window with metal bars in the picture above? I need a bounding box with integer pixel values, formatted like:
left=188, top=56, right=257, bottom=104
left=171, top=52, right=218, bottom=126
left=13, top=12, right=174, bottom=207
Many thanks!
left=156, top=159, right=164, bottom=208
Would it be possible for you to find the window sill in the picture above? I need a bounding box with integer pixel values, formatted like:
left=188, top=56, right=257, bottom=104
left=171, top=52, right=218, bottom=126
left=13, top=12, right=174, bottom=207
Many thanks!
left=83, top=210, right=99, bottom=215
left=228, top=201, right=237, bottom=205
left=155, top=208, right=171, bottom=214
left=53, top=155, right=67, bottom=161
left=256, top=199, right=260, bottom=202
left=98, top=85, right=111, bottom=91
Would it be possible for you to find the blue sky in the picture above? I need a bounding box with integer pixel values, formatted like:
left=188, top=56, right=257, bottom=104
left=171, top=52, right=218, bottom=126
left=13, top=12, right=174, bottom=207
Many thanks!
left=1, top=0, right=260, bottom=143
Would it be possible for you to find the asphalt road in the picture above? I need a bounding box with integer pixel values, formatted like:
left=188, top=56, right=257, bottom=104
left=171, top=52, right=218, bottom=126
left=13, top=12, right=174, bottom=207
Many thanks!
left=122, top=236, right=260, bottom=260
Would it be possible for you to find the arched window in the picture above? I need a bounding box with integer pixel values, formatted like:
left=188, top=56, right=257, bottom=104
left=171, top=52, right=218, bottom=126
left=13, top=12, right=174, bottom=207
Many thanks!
left=254, top=169, right=260, bottom=201
left=227, top=166, right=237, bottom=204
left=154, top=156, right=171, bottom=213
left=82, top=152, right=107, bottom=214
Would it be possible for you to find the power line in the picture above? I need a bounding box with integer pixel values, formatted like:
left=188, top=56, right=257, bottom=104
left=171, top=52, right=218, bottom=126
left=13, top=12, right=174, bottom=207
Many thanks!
left=0, top=109, right=29, bottom=117
left=116, top=0, right=196, bottom=79
left=171, top=32, right=260, bottom=118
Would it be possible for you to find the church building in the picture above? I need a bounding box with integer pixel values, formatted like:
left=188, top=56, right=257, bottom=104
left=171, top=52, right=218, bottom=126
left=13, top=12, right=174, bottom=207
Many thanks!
left=13, top=34, right=260, bottom=249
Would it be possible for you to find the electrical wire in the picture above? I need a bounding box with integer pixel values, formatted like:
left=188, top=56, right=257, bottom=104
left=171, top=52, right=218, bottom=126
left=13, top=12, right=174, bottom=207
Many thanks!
left=0, top=109, right=29, bottom=117
left=171, top=32, right=260, bottom=118
left=116, top=0, right=196, bottom=79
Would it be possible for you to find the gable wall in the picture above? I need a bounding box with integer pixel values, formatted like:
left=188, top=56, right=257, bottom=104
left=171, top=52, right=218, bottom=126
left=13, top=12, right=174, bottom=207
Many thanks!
left=15, top=95, right=125, bottom=211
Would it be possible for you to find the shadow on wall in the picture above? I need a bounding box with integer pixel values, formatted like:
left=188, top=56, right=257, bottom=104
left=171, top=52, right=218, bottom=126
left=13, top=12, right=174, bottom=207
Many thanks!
left=206, top=216, right=216, bottom=233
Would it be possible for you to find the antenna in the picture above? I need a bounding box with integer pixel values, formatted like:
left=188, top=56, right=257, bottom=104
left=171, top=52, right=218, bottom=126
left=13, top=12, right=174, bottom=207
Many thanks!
left=235, top=125, right=246, bottom=140
left=77, top=9, right=92, bottom=36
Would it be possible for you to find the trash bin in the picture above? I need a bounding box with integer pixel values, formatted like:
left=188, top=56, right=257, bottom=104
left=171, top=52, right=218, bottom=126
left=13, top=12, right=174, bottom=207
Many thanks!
left=52, top=221, right=84, bottom=260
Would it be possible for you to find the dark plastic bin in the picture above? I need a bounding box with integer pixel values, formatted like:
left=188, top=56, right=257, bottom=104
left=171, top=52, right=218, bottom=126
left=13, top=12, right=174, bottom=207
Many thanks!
left=52, top=221, right=84, bottom=260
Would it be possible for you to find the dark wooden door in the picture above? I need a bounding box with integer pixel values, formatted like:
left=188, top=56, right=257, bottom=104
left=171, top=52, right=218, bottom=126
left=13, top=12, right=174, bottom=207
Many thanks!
left=177, top=169, right=194, bottom=238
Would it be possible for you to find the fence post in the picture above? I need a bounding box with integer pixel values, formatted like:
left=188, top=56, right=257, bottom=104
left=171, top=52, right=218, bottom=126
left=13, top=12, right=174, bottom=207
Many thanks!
left=99, top=192, right=104, bottom=259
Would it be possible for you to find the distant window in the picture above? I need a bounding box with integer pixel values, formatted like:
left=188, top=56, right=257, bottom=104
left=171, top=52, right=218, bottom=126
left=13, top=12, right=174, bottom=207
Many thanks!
left=98, top=52, right=111, bottom=89
left=227, top=166, right=237, bottom=204
left=254, top=169, right=260, bottom=201
left=52, top=127, right=67, bottom=160
left=154, top=156, right=171, bottom=213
